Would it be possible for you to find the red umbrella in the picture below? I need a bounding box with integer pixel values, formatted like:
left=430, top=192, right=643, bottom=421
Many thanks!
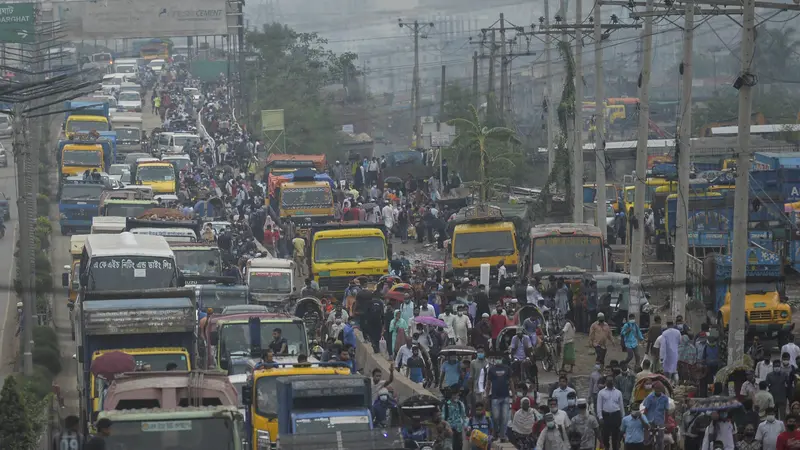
left=385, top=291, right=405, bottom=303
left=90, top=351, right=136, bottom=381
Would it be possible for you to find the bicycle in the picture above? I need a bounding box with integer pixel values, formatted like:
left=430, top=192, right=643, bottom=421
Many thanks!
left=540, top=334, right=562, bottom=372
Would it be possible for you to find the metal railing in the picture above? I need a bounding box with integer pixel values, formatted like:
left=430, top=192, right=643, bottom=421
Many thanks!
left=687, top=252, right=705, bottom=304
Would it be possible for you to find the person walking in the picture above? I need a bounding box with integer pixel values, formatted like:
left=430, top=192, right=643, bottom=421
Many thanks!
left=620, top=313, right=644, bottom=368
left=589, top=313, right=614, bottom=366
left=597, top=377, right=625, bottom=450
left=620, top=404, right=650, bottom=450
left=53, top=416, right=86, bottom=450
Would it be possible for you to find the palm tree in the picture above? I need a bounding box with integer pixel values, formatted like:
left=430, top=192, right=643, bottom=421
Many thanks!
left=448, top=105, right=520, bottom=203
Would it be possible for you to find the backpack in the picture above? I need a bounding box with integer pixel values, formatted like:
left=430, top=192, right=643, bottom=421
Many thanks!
left=703, top=344, right=719, bottom=366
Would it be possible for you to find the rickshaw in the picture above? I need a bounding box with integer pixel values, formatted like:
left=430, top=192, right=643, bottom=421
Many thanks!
left=632, top=373, right=674, bottom=404
left=292, top=296, right=324, bottom=341
left=713, top=358, right=753, bottom=398
left=385, top=176, right=403, bottom=192
left=493, top=326, right=539, bottom=388
left=515, top=305, right=545, bottom=331
left=399, top=395, right=441, bottom=450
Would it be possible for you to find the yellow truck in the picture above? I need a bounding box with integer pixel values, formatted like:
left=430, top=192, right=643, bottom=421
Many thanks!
left=448, top=205, right=523, bottom=279
left=241, top=364, right=352, bottom=450
left=277, top=180, right=335, bottom=226
left=131, top=161, right=178, bottom=194
left=710, top=248, right=793, bottom=341
left=61, top=143, right=106, bottom=176
left=310, top=222, right=390, bottom=294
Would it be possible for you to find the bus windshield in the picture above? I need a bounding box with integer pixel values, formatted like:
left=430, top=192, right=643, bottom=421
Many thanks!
left=531, top=235, right=603, bottom=271
left=86, top=255, right=178, bottom=291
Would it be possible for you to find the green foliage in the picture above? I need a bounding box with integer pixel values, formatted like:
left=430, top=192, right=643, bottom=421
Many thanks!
left=32, top=326, right=58, bottom=353
left=693, top=87, right=799, bottom=135
left=37, top=193, right=49, bottom=217
left=15, top=365, right=54, bottom=405
left=244, top=24, right=360, bottom=153
left=0, top=376, right=34, bottom=450
left=32, top=345, right=61, bottom=376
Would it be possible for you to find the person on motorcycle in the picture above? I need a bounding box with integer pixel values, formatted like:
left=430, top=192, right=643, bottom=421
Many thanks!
left=402, top=417, right=432, bottom=449
left=510, top=328, right=534, bottom=384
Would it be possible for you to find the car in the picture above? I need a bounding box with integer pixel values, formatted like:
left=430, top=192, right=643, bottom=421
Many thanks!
left=162, top=154, right=191, bottom=172
left=0, top=114, right=12, bottom=137
left=116, top=90, right=142, bottom=113
left=0, top=146, right=7, bottom=167
left=123, top=152, right=150, bottom=165
left=0, top=192, right=10, bottom=220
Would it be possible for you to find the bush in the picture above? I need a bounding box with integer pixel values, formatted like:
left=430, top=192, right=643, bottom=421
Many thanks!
left=0, top=376, right=35, bottom=450
left=15, top=365, right=54, bottom=402
left=32, top=345, right=61, bottom=376
left=36, top=194, right=49, bottom=217
left=32, top=326, right=58, bottom=353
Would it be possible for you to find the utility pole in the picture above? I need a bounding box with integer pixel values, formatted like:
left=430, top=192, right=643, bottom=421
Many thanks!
left=488, top=30, right=496, bottom=117
left=439, top=65, right=446, bottom=123
left=399, top=19, right=434, bottom=149
left=12, top=101, right=33, bottom=375
left=593, top=1, right=607, bottom=240
left=630, top=0, right=654, bottom=280
left=572, top=0, right=584, bottom=224
left=472, top=51, right=479, bottom=107
left=499, top=13, right=506, bottom=119
left=544, top=0, right=556, bottom=174
left=673, top=0, right=694, bottom=320
left=729, top=0, right=756, bottom=366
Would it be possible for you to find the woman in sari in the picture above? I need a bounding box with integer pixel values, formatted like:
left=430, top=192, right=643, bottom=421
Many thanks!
left=389, top=309, right=408, bottom=354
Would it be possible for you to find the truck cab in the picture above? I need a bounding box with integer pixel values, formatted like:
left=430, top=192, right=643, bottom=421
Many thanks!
left=100, top=370, right=236, bottom=412
left=91, top=216, right=126, bottom=234
left=131, top=161, right=178, bottom=194
left=449, top=205, right=521, bottom=279
left=58, top=180, right=104, bottom=235
left=125, top=217, right=201, bottom=243
left=246, top=258, right=295, bottom=305
left=310, top=222, right=390, bottom=294
left=240, top=366, right=355, bottom=450
left=64, top=99, right=111, bottom=140
left=111, top=113, right=143, bottom=160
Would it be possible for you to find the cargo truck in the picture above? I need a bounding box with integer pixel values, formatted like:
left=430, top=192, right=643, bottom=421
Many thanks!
left=64, top=99, right=112, bottom=139
left=58, top=179, right=104, bottom=235
left=74, top=288, right=197, bottom=430
left=753, top=152, right=800, bottom=171
left=707, top=247, right=793, bottom=341
left=57, top=135, right=115, bottom=179
left=309, top=222, right=390, bottom=294
left=110, top=113, right=143, bottom=161
left=130, top=160, right=179, bottom=195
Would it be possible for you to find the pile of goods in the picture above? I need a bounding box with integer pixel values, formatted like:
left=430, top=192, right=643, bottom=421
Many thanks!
left=138, top=208, right=189, bottom=220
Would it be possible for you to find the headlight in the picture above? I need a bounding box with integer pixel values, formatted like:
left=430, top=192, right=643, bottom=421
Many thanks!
left=59, top=213, right=67, bottom=220
left=256, top=430, right=271, bottom=450
left=781, top=311, right=789, bottom=318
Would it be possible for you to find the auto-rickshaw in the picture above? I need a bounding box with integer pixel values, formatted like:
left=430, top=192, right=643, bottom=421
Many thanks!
left=292, top=296, right=324, bottom=341
left=399, top=395, right=441, bottom=450
left=632, top=373, right=674, bottom=404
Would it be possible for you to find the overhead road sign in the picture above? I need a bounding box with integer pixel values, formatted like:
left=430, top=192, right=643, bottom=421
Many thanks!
left=0, top=3, right=35, bottom=44
left=56, top=0, right=232, bottom=39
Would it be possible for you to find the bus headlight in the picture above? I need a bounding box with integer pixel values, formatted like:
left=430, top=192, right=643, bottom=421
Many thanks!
left=257, top=430, right=271, bottom=450
left=781, top=311, right=789, bottom=319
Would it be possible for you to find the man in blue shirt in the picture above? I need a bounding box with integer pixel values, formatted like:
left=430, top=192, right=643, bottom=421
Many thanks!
left=642, top=382, right=669, bottom=426
left=620, top=313, right=644, bottom=368
left=342, top=320, right=357, bottom=348
left=485, top=362, right=514, bottom=442
left=439, top=355, right=462, bottom=392
left=620, top=403, right=650, bottom=450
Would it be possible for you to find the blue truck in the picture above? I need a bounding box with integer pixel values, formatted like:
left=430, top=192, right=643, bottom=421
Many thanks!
left=57, top=179, right=104, bottom=235
left=753, top=152, right=800, bottom=171
left=75, top=288, right=197, bottom=431
left=64, top=99, right=110, bottom=122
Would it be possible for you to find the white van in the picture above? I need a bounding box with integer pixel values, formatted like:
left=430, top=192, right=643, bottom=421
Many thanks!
left=245, top=258, right=295, bottom=304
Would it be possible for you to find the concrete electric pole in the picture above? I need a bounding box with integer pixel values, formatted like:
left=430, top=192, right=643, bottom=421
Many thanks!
left=593, top=1, right=607, bottom=241
left=630, top=0, right=654, bottom=278
left=399, top=19, right=434, bottom=148
left=572, top=0, right=584, bottom=224
left=544, top=0, right=557, bottom=174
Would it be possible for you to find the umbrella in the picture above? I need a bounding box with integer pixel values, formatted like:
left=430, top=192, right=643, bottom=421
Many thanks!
left=414, top=316, right=446, bottom=328
left=384, top=176, right=402, bottom=184
left=384, top=291, right=405, bottom=303
left=689, top=396, right=741, bottom=413
left=389, top=283, right=413, bottom=293
left=90, top=351, right=136, bottom=381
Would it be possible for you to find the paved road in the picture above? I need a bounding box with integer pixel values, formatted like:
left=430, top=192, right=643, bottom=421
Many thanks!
left=53, top=101, right=164, bottom=416
left=0, top=135, right=18, bottom=379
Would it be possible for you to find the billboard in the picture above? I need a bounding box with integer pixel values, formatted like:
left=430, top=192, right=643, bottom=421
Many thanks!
left=58, top=0, right=234, bottom=39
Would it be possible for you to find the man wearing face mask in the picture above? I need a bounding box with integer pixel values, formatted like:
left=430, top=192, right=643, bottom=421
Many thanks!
left=597, top=377, right=624, bottom=450
left=767, top=359, right=790, bottom=420
left=552, top=375, right=577, bottom=411
left=439, top=306, right=457, bottom=343
left=614, top=364, right=636, bottom=406
left=371, top=387, right=397, bottom=428
left=568, top=398, right=599, bottom=450
left=510, top=328, right=534, bottom=383
left=536, top=412, right=569, bottom=450
left=439, top=354, right=462, bottom=394
left=452, top=307, right=472, bottom=346
left=469, top=346, right=489, bottom=409
left=564, top=392, right=580, bottom=419
left=620, top=402, right=650, bottom=450
left=589, top=313, right=614, bottom=366
left=756, top=407, right=784, bottom=450
left=701, top=410, right=736, bottom=450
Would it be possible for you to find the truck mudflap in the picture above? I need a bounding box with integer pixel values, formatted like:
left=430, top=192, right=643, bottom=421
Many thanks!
left=277, top=429, right=403, bottom=450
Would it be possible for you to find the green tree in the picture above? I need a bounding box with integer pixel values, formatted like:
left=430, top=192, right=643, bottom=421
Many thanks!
left=244, top=24, right=361, bottom=153
left=0, top=376, right=34, bottom=450
left=448, top=105, right=520, bottom=203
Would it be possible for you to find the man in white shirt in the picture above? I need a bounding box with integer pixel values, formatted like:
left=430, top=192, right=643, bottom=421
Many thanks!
left=756, top=407, right=784, bottom=450
left=548, top=397, right=572, bottom=429
left=497, top=261, right=507, bottom=282
left=394, top=340, right=414, bottom=369
left=780, top=336, right=800, bottom=368
left=381, top=203, right=394, bottom=238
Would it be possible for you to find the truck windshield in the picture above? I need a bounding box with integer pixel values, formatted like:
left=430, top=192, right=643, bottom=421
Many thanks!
left=220, top=321, right=307, bottom=358
left=453, top=230, right=515, bottom=259
left=174, top=136, right=199, bottom=147
left=281, top=187, right=332, bottom=208
left=115, top=65, right=136, bottom=74
left=116, top=128, right=141, bottom=140
left=86, top=255, right=178, bottom=291
left=104, top=417, right=235, bottom=450
left=104, top=203, right=154, bottom=217
left=174, top=248, right=222, bottom=276
left=63, top=150, right=101, bottom=166
left=294, top=415, right=371, bottom=434
left=138, top=166, right=174, bottom=182
left=531, top=235, right=604, bottom=271
left=248, top=271, right=291, bottom=293
left=61, top=184, right=103, bottom=201
left=745, top=281, right=775, bottom=295
left=198, top=289, right=248, bottom=313
left=314, top=236, right=386, bottom=263
left=67, top=119, right=106, bottom=133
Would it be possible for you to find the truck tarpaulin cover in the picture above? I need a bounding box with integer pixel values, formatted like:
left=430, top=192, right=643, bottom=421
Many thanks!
left=266, top=154, right=327, bottom=172
left=277, top=429, right=403, bottom=450
left=82, top=296, right=195, bottom=335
